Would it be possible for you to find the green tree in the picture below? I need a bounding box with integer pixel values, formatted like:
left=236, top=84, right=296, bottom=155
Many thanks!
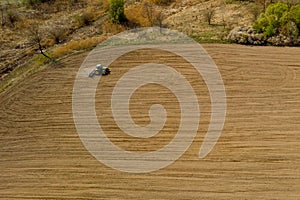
left=109, top=0, right=127, bottom=24
left=290, top=4, right=300, bottom=30
left=254, top=2, right=299, bottom=38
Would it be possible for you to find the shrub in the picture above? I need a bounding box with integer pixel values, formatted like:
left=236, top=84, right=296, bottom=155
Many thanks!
left=150, top=0, right=174, bottom=6
left=23, top=0, right=55, bottom=7
left=109, top=0, right=127, bottom=24
left=125, top=4, right=147, bottom=26
left=76, top=12, right=94, bottom=27
left=48, top=26, right=68, bottom=44
left=6, top=10, right=20, bottom=27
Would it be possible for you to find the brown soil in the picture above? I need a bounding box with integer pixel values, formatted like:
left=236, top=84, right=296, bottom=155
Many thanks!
left=1, top=44, right=300, bottom=199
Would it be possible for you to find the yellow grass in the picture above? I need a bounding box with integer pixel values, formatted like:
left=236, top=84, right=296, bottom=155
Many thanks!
left=51, top=36, right=107, bottom=58
left=102, top=21, right=127, bottom=35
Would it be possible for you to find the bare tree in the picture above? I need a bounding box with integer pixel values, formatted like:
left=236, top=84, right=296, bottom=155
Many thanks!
left=154, top=8, right=165, bottom=29
left=29, top=24, right=52, bottom=60
left=250, top=4, right=263, bottom=21
left=0, top=5, right=7, bottom=27
left=220, top=1, right=226, bottom=29
left=204, top=4, right=215, bottom=25
left=142, top=1, right=166, bottom=28
left=142, top=1, right=156, bottom=26
left=255, top=0, right=276, bottom=11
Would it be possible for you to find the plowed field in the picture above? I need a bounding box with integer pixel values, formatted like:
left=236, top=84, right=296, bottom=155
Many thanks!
left=1, top=44, right=300, bottom=199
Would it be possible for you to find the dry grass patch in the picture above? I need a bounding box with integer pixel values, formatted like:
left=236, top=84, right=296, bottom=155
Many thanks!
left=51, top=35, right=107, bottom=58
left=102, top=21, right=127, bottom=35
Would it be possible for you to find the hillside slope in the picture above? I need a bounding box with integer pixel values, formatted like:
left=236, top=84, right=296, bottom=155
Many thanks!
left=0, top=0, right=256, bottom=92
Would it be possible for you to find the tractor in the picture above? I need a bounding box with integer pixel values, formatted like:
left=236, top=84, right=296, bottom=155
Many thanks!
left=89, top=64, right=111, bottom=78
